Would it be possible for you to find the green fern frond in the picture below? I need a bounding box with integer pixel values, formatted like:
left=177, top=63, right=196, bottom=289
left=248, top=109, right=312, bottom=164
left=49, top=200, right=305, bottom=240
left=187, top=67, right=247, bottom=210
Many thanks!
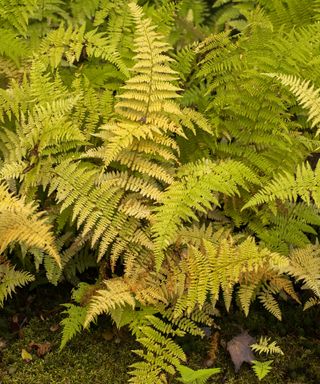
left=0, top=28, right=28, bottom=64
left=85, top=2, right=183, bottom=168
left=258, top=0, right=319, bottom=30
left=0, top=261, right=34, bottom=307
left=252, top=360, right=273, bottom=381
left=60, top=303, right=87, bottom=350
left=0, top=0, right=37, bottom=36
left=266, top=73, right=320, bottom=133
left=128, top=309, right=202, bottom=383
left=243, top=162, right=320, bottom=209
left=238, top=283, right=259, bottom=317
left=69, top=0, right=100, bottom=22
left=177, top=364, right=220, bottom=384
left=166, top=235, right=290, bottom=319
left=248, top=202, right=320, bottom=254
left=258, top=291, right=281, bottom=320
left=153, top=159, right=259, bottom=269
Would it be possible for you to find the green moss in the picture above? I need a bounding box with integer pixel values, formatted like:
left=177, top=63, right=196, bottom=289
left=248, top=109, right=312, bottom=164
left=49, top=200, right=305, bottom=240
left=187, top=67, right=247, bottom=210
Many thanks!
left=0, top=316, right=136, bottom=384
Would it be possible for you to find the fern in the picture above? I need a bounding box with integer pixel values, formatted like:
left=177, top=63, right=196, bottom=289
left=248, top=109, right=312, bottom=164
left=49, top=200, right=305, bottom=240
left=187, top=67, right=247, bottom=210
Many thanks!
left=251, top=337, right=284, bottom=356
left=257, top=0, right=319, bottom=30
left=243, top=162, right=320, bottom=209
left=304, top=296, right=320, bottom=310
left=60, top=282, right=95, bottom=349
left=60, top=303, right=88, bottom=350
left=152, top=159, right=260, bottom=269
left=0, top=0, right=37, bottom=36
left=2, top=1, right=320, bottom=383
left=252, top=360, right=273, bottom=381
left=0, top=182, right=60, bottom=265
left=0, top=260, right=34, bottom=307
left=84, top=278, right=136, bottom=327
left=286, top=245, right=320, bottom=299
left=171, top=236, right=292, bottom=319
left=176, top=364, right=221, bottom=383
left=82, top=275, right=215, bottom=383
left=267, top=73, right=320, bottom=134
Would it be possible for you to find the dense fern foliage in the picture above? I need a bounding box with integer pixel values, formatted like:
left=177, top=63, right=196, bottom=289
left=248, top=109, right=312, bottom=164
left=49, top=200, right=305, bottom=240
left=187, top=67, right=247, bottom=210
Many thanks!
left=1, top=0, right=320, bottom=382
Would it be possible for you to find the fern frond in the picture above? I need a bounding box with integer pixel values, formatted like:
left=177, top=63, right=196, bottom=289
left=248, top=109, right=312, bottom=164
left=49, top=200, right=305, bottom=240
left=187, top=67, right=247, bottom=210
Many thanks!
left=165, top=235, right=290, bottom=319
left=286, top=245, right=320, bottom=298
left=248, top=202, right=320, bottom=254
left=153, top=159, right=259, bottom=269
left=0, top=28, right=28, bottom=64
left=238, top=283, right=259, bottom=317
left=84, top=278, right=135, bottom=327
left=258, top=291, right=281, bottom=320
left=0, top=182, right=60, bottom=266
left=252, top=360, right=273, bottom=381
left=0, top=0, right=37, bottom=35
left=258, top=0, right=319, bottom=30
left=0, top=261, right=34, bottom=307
left=303, top=296, right=320, bottom=310
left=251, top=336, right=284, bottom=355
left=60, top=303, right=87, bottom=350
left=176, top=364, right=220, bottom=384
left=266, top=73, right=320, bottom=133
left=243, top=162, right=320, bottom=209
left=87, top=2, right=183, bottom=169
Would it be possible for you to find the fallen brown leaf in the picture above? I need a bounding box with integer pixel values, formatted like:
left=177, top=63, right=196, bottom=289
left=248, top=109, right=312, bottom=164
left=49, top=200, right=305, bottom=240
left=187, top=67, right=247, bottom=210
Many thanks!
left=28, top=341, right=52, bottom=357
left=227, top=331, right=256, bottom=372
left=50, top=324, right=59, bottom=332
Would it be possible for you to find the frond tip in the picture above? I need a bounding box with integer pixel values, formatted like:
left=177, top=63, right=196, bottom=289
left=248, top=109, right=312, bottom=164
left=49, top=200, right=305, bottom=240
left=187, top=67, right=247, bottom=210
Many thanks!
left=265, top=73, right=320, bottom=134
left=0, top=262, right=34, bottom=307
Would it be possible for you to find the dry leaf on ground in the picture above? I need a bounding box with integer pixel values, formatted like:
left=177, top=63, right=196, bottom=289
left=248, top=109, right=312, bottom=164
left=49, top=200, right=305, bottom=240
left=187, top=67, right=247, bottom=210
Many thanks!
left=227, top=331, right=256, bottom=372
left=28, top=341, right=52, bottom=357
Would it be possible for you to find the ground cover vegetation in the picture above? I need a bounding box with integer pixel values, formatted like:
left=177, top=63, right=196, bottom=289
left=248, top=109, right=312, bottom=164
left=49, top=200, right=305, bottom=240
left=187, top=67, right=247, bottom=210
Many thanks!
left=0, top=0, right=320, bottom=383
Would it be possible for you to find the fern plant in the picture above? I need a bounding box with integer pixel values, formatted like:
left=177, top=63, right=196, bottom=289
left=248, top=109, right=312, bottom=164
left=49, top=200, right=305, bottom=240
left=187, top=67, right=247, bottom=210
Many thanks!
left=0, top=182, right=60, bottom=306
left=1, top=1, right=320, bottom=383
left=0, top=260, right=34, bottom=308
left=251, top=337, right=284, bottom=381
left=251, top=360, right=273, bottom=381
left=176, top=364, right=221, bottom=384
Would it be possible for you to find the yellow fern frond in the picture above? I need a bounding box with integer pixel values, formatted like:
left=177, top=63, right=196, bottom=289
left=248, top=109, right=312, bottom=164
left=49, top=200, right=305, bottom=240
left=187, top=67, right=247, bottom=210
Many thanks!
left=84, top=278, right=135, bottom=327
left=251, top=336, right=284, bottom=355
left=258, top=291, right=282, bottom=320
left=287, top=245, right=320, bottom=298
left=0, top=182, right=60, bottom=266
left=169, top=235, right=291, bottom=318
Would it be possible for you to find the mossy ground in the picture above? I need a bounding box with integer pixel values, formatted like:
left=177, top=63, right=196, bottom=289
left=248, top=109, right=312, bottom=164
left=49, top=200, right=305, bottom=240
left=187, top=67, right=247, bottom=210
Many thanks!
left=0, top=315, right=136, bottom=384
left=0, top=288, right=319, bottom=384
